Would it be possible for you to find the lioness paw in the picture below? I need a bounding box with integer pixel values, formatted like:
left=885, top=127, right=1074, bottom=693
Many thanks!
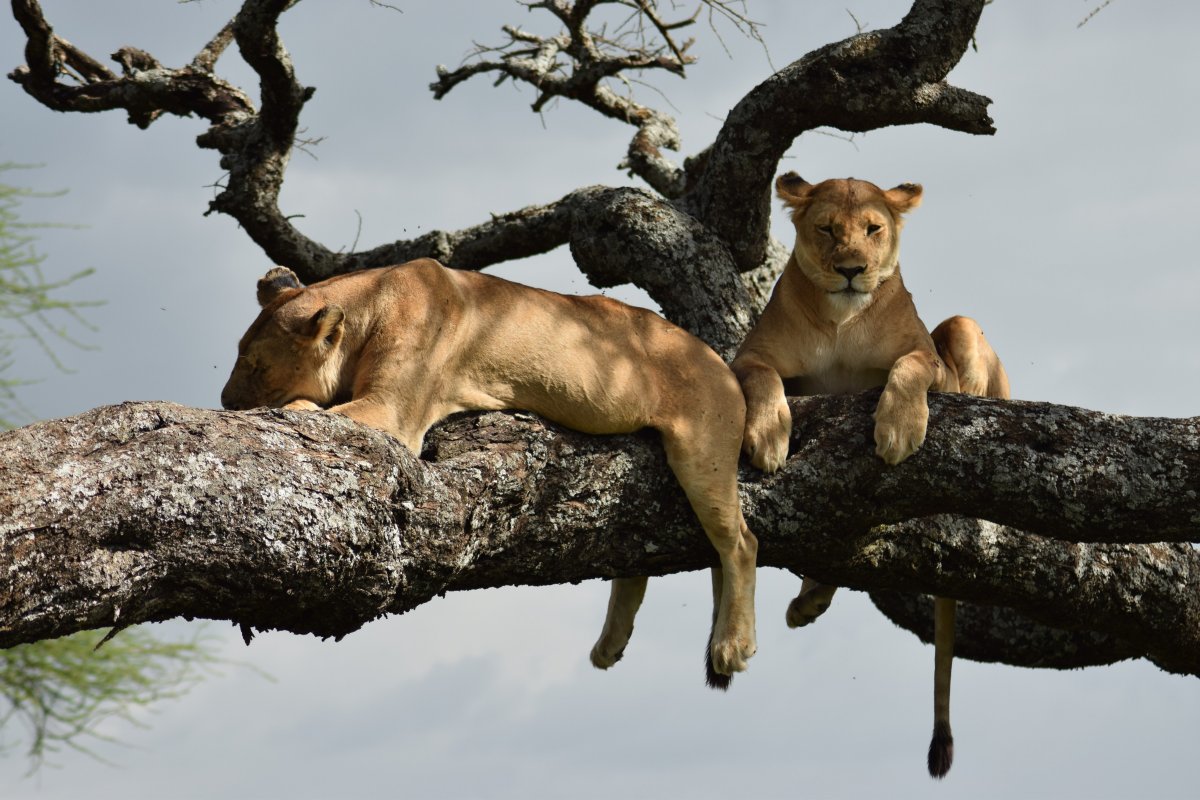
left=589, top=640, right=625, bottom=670
left=873, top=396, right=928, bottom=465
left=283, top=398, right=322, bottom=412
left=785, top=582, right=838, bottom=628
left=743, top=400, right=791, bottom=473
left=710, top=635, right=756, bottom=677
left=874, top=417, right=927, bottom=465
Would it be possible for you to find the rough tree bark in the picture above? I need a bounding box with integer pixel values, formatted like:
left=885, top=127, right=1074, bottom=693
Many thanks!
left=3, top=396, right=1199, bottom=675
left=4, top=0, right=1196, bottom=682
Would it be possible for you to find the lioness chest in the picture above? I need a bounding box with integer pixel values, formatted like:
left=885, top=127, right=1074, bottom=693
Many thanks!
left=783, top=324, right=891, bottom=395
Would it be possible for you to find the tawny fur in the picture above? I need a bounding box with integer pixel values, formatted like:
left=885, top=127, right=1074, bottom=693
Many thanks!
left=730, top=174, right=1009, bottom=777
left=221, top=259, right=758, bottom=682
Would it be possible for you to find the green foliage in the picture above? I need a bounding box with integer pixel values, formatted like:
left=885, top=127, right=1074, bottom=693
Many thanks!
left=0, top=627, right=220, bottom=772
left=0, top=162, right=98, bottom=429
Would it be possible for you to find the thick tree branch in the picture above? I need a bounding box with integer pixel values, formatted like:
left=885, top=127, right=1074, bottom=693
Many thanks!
left=3, top=397, right=1197, bottom=679
left=767, top=392, right=1200, bottom=546
left=331, top=188, right=597, bottom=283
left=686, top=0, right=995, bottom=270
left=869, top=590, right=1140, bottom=670
left=565, top=187, right=761, bottom=355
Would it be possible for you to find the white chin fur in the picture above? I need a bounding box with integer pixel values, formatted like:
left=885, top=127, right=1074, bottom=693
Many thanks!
left=827, top=290, right=873, bottom=314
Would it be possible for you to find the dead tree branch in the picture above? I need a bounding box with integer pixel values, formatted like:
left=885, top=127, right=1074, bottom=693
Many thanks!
left=9, top=0, right=253, bottom=127
left=431, top=0, right=701, bottom=197
left=7, top=0, right=993, bottom=306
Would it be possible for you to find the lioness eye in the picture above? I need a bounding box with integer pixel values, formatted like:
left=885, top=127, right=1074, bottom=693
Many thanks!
left=866, top=224, right=882, bottom=235
left=817, top=225, right=834, bottom=236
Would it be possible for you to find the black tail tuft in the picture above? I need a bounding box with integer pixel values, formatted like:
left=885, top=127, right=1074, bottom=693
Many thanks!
left=704, top=622, right=731, bottom=691
left=927, top=721, right=954, bottom=779
left=705, top=649, right=732, bottom=691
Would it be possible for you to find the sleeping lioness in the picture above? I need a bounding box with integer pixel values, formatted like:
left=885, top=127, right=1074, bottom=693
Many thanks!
left=220, top=258, right=758, bottom=683
left=730, top=174, right=1009, bottom=778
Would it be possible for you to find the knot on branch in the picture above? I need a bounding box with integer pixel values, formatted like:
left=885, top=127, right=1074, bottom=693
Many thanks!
left=112, top=46, right=162, bottom=75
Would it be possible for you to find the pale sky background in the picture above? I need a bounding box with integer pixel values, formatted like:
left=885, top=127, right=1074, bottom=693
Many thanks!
left=2, top=1, right=1199, bottom=798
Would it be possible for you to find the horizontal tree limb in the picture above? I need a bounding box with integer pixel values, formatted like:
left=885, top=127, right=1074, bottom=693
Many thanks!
left=2, top=396, right=1196, bottom=678
left=869, top=590, right=1139, bottom=670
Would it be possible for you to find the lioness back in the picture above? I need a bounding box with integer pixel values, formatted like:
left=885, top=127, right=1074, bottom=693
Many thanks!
left=445, top=267, right=734, bottom=435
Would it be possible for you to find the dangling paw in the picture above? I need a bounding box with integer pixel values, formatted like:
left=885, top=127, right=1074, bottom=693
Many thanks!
left=785, top=582, right=838, bottom=628
left=589, top=637, right=627, bottom=670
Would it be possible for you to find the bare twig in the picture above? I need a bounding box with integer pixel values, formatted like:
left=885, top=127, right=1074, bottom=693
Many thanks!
left=431, top=1, right=701, bottom=196
left=1078, top=0, right=1116, bottom=29
left=192, top=18, right=236, bottom=72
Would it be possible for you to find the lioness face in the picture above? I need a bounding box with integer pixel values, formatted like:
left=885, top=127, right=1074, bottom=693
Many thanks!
left=777, top=173, right=922, bottom=308
left=221, top=268, right=346, bottom=411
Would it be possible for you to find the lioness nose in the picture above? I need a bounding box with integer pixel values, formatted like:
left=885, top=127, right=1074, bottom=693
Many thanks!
left=836, top=266, right=865, bottom=281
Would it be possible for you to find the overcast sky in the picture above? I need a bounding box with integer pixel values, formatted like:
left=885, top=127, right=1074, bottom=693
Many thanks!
left=2, top=2, right=1199, bottom=798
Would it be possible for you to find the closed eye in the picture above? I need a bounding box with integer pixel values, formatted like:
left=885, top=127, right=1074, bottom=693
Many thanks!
left=866, top=224, right=882, bottom=236
left=817, top=225, right=834, bottom=236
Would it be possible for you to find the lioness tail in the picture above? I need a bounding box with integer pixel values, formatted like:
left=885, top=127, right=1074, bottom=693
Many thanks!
left=927, top=720, right=954, bottom=778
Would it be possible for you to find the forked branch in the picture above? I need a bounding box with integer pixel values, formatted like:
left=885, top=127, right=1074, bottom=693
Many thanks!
left=431, top=0, right=713, bottom=196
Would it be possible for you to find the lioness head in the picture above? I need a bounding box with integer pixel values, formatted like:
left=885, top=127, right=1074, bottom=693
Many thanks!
left=777, top=172, right=922, bottom=310
left=220, top=267, right=346, bottom=411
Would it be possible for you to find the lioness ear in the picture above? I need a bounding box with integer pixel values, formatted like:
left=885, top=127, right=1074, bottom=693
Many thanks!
left=775, top=171, right=814, bottom=209
left=883, top=183, right=923, bottom=214
left=257, top=266, right=304, bottom=307
left=308, top=304, right=345, bottom=349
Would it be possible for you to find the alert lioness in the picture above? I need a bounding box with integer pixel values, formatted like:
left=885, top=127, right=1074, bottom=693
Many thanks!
left=221, top=258, right=758, bottom=682
left=730, top=174, right=1009, bottom=778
